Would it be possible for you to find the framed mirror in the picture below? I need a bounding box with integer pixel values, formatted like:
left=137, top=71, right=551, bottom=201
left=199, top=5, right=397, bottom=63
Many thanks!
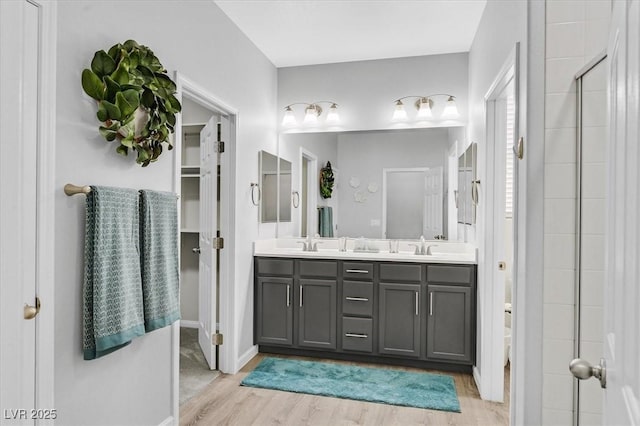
left=259, top=150, right=293, bottom=223
left=259, top=150, right=278, bottom=223
left=277, top=127, right=466, bottom=240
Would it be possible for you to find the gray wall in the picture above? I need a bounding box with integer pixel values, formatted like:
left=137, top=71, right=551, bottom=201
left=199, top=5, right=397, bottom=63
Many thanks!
left=336, top=128, right=449, bottom=238
left=54, top=2, right=277, bottom=425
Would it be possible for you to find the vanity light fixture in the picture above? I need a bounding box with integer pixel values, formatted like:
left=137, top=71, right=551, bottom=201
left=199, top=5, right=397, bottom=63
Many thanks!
left=281, top=101, right=340, bottom=127
left=391, top=94, right=459, bottom=121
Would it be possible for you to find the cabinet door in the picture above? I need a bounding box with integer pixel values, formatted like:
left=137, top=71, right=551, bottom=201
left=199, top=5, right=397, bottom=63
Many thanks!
left=298, top=279, right=337, bottom=350
left=379, top=283, right=421, bottom=357
left=256, top=277, right=293, bottom=346
left=427, top=284, right=472, bottom=363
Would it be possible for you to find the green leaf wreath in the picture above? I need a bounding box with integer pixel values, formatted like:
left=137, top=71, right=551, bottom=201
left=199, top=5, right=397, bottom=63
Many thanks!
left=81, top=40, right=181, bottom=166
left=320, top=161, right=334, bottom=199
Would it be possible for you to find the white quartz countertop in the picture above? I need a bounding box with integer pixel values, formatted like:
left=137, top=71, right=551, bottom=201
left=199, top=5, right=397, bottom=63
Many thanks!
left=254, top=238, right=477, bottom=265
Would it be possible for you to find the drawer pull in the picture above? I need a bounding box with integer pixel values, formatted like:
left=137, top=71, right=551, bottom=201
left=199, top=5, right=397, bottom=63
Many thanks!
left=345, top=296, right=369, bottom=302
left=346, top=269, right=370, bottom=274
left=345, top=333, right=368, bottom=339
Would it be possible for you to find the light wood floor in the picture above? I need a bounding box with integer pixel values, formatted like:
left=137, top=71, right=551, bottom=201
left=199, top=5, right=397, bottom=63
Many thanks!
left=180, top=353, right=510, bottom=426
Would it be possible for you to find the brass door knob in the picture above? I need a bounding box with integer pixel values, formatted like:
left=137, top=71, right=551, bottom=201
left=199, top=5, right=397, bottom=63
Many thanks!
left=24, top=297, right=41, bottom=320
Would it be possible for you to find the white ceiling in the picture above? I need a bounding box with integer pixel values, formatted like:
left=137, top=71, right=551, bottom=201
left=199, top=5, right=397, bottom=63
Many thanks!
left=214, top=0, right=487, bottom=68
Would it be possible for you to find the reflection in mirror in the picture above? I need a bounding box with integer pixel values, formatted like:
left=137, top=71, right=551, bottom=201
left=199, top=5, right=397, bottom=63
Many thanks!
left=259, top=150, right=278, bottom=223
left=279, top=157, right=292, bottom=222
left=457, top=142, right=477, bottom=226
left=277, top=128, right=466, bottom=241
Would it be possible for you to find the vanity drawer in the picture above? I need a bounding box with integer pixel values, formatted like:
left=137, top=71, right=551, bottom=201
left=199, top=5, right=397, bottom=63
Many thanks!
left=427, top=265, right=473, bottom=284
left=343, top=262, right=374, bottom=280
left=256, top=258, right=294, bottom=276
left=299, top=260, right=337, bottom=278
left=342, top=317, right=373, bottom=353
left=379, top=263, right=422, bottom=282
left=342, top=281, right=373, bottom=316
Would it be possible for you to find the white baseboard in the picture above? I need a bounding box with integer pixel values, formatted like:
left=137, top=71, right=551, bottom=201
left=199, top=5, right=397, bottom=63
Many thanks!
left=237, top=345, right=258, bottom=372
left=158, top=416, right=174, bottom=426
left=473, top=366, right=483, bottom=398
left=180, top=320, right=198, bottom=328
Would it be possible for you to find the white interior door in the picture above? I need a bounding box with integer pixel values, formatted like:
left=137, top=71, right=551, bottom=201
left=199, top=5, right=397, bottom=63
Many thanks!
left=0, top=1, right=39, bottom=422
left=383, top=169, right=427, bottom=239
left=424, top=167, right=443, bottom=239
left=599, top=2, right=640, bottom=424
left=198, top=115, right=219, bottom=370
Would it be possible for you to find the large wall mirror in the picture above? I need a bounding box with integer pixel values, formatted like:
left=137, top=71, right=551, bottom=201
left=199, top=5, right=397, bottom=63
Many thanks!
left=276, top=127, right=470, bottom=241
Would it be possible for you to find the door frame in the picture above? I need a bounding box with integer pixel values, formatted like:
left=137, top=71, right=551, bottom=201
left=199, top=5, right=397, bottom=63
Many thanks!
left=381, top=167, right=429, bottom=239
left=298, top=148, right=318, bottom=237
left=174, top=73, right=238, bottom=417
left=477, top=44, right=519, bottom=403
left=0, top=0, right=57, bottom=415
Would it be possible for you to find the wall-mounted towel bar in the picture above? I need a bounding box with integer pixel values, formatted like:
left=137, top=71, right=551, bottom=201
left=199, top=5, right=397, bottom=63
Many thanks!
left=64, top=183, right=179, bottom=198
left=64, top=183, right=91, bottom=196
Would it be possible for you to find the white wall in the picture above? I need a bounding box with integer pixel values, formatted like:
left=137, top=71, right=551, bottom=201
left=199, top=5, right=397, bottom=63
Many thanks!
left=278, top=53, right=468, bottom=133
left=542, top=2, right=610, bottom=423
left=335, top=128, right=449, bottom=238
left=54, top=2, right=277, bottom=425
left=467, top=0, right=529, bottom=407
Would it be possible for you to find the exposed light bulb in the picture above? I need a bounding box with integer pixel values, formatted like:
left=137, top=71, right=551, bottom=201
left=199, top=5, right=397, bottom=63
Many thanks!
left=392, top=100, right=407, bottom=121
left=441, top=96, right=459, bottom=119
left=326, top=103, right=340, bottom=124
left=416, top=97, right=433, bottom=119
left=303, top=104, right=319, bottom=124
left=281, top=106, right=296, bottom=126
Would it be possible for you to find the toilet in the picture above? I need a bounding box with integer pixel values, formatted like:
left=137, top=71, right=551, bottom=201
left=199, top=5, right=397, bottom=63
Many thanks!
left=504, top=302, right=512, bottom=366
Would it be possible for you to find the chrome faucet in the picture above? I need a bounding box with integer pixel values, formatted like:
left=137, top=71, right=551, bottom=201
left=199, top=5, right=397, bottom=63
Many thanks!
left=409, top=236, right=438, bottom=255
left=297, top=234, right=322, bottom=252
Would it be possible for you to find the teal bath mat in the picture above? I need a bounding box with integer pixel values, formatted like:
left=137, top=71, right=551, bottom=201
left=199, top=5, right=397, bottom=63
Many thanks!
left=241, top=357, right=461, bottom=413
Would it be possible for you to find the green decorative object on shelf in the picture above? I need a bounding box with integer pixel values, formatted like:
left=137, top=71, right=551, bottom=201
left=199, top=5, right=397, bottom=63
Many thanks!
left=320, top=161, right=334, bottom=199
left=81, top=40, right=181, bottom=166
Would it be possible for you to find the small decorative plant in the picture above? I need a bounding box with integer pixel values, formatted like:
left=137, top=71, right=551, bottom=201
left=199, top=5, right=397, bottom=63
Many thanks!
left=81, top=40, right=181, bottom=166
left=320, top=161, right=335, bottom=199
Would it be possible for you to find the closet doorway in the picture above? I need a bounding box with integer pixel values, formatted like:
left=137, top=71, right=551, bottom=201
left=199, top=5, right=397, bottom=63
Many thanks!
left=174, top=74, right=238, bottom=410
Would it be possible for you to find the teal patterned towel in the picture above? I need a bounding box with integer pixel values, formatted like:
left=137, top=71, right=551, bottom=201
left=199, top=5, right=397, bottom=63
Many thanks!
left=318, top=206, right=334, bottom=237
left=139, top=190, right=180, bottom=332
left=83, top=186, right=146, bottom=360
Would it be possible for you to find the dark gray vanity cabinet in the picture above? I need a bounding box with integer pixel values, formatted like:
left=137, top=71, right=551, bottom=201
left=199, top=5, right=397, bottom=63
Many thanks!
left=426, top=265, right=475, bottom=363
left=298, top=279, right=337, bottom=349
left=254, top=256, right=476, bottom=372
left=378, top=283, right=421, bottom=357
left=341, top=262, right=375, bottom=353
left=255, top=277, right=293, bottom=346
left=254, top=258, right=337, bottom=350
left=254, top=258, right=294, bottom=346
left=378, top=263, right=423, bottom=358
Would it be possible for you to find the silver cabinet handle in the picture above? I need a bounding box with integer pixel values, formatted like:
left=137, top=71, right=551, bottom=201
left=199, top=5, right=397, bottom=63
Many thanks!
left=430, top=292, right=433, bottom=316
left=346, top=269, right=369, bottom=274
left=345, top=333, right=368, bottom=338
left=345, top=296, right=369, bottom=302
left=192, top=247, right=201, bottom=254
left=415, top=291, right=419, bottom=315
left=299, top=285, right=303, bottom=307
left=286, top=285, right=290, bottom=307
